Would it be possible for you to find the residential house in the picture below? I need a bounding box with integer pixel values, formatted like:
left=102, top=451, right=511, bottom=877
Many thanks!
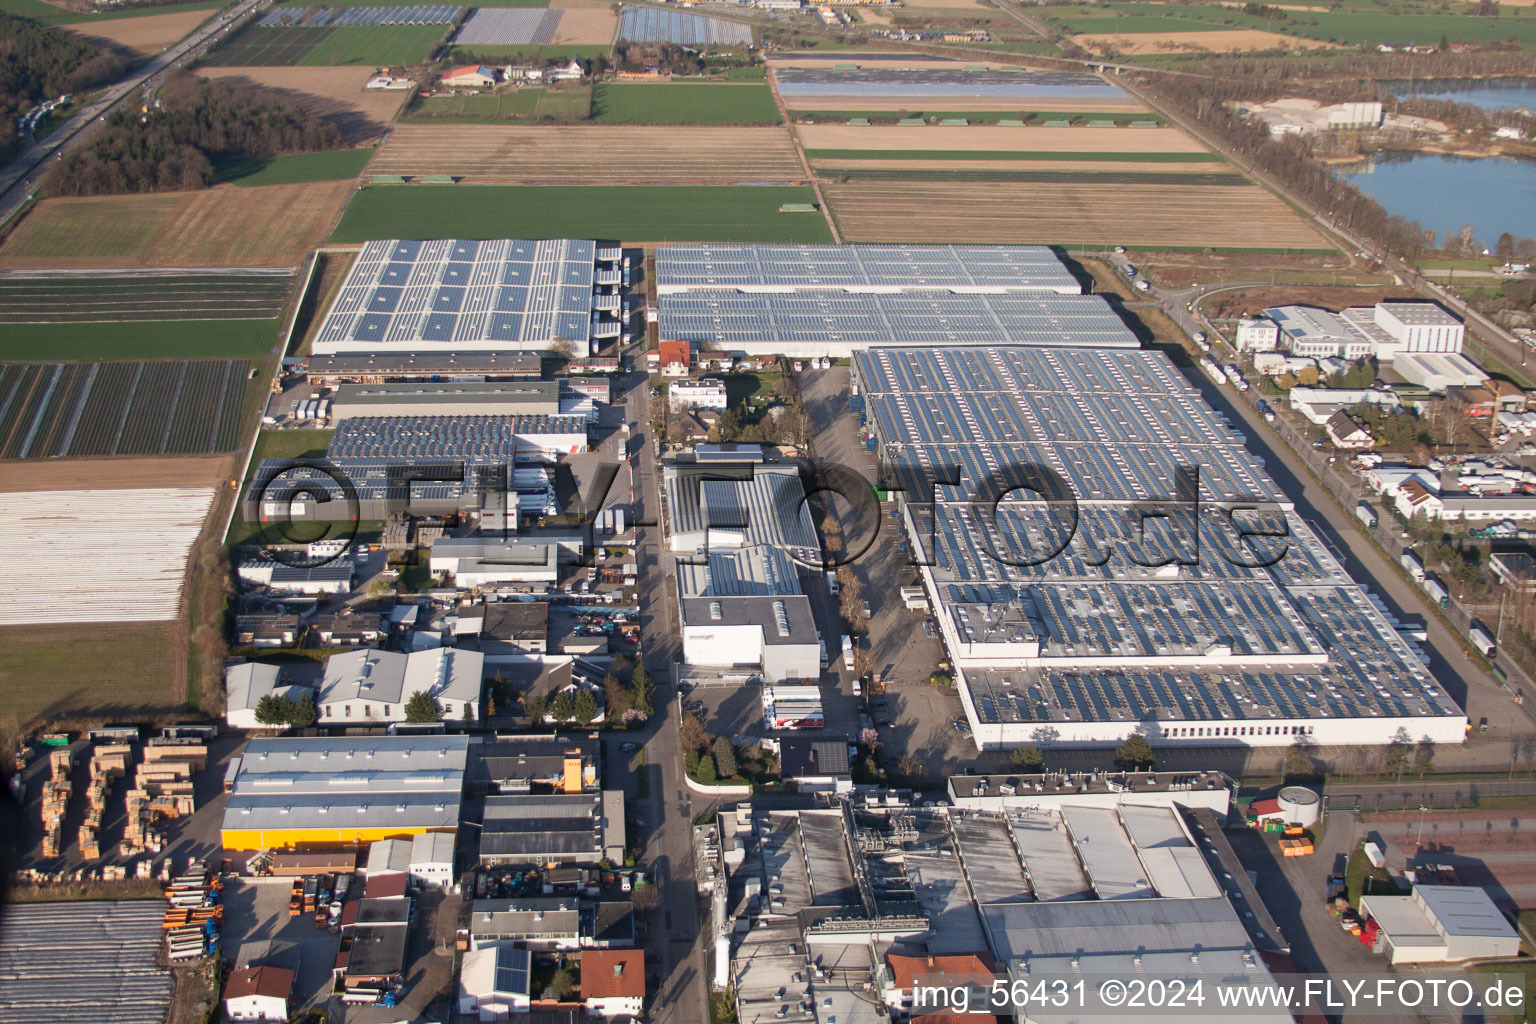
left=1325, top=411, right=1374, bottom=450
left=549, top=59, right=584, bottom=81
left=225, top=663, right=313, bottom=730
left=882, top=953, right=994, bottom=1015
left=223, top=965, right=294, bottom=1022
left=659, top=339, right=691, bottom=377
left=581, top=949, right=645, bottom=1017
left=234, top=614, right=299, bottom=647
left=311, top=611, right=381, bottom=647
left=480, top=601, right=550, bottom=653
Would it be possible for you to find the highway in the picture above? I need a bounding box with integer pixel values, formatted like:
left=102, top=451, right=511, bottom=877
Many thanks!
left=0, top=0, right=271, bottom=227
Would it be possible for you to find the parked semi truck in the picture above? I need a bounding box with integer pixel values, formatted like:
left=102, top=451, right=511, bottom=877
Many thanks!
left=1469, top=623, right=1496, bottom=658
left=1424, top=576, right=1449, bottom=608
left=1400, top=550, right=1425, bottom=582
left=1355, top=502, right=1379, bottom=529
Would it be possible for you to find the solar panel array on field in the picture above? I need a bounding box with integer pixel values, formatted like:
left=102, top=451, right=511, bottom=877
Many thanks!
left=0, top=360, right=251, bottom=458
left=0, top=488, right=215, bottom=625
left=313, top=238, right=605, bottom=353
left=618, top=8, right=751, bottom=45
left=260, top=4, right=461, bottom=26
left=657, top=291, right=1138, bottom=349
left=455, top=7, right=560, bottom=44
left=774, top=68, right=1130, bottom=102
left=655, top=243, right=1081, bottom=294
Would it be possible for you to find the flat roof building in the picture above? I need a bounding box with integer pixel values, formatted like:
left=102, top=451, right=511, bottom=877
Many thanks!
left=478, top=790, right=625, bottom=865
left=312, top=239, right=621, bottom=356
left=220, top=736, right=469, bottom=850
left=305, top=350, right=542, bottom=385
left=1360, top=885, right=1520, bottom=964
left=329, top=381, right=562, bottom=420
left=853, top=344, right=1465, bottom=749
left=465, top=733, right=599, bottom=794
left=459, top=943, right=532, bottom=1020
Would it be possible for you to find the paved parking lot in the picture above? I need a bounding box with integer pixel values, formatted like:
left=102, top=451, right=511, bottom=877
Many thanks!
left=221, top=878, right=343, bottom=1010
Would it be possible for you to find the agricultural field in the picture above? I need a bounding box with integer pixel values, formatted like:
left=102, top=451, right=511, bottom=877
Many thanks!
left=0, top=182, right=351, bottom=269
left=821, top=179, right=1331, bottom=248
left=2, top=320, right=279, bottom=361
left=452, top=6, right=615, bottom=45
left=60, top=7, right=212, bottom=56
left=790, top=110, right=1165, bottom=125
left=0, top=623, right=186, bottom=726
left=0, top=359, right=252, bottom=458
left=0, top=272, right=292, bottom=322
left=368, top=124, right=804, bottom=181
left=196, top=66, right=413, bottom=144
left=201, top=22, right=449, bottom=66
left=0, top=0, right=218, bottom=26
left=218, top=148, right=375, bottom=185
left=331, top=184, right=834, bottom=242
left=1034, top=1, right=1536, bottom=51
left=404, top=84, right=592, bottom=122
left=1071, top=29, right=1338, bottom=54
left=444, top=42, right=606, bottom=59
left=591, top=82, right=782, bottom=125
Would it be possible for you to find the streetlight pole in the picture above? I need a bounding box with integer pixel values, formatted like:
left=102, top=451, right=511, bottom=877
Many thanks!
left=1417, top=803, right=1429, bottom=846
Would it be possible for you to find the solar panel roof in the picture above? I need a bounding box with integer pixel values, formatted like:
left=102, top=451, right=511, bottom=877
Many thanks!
left=314, top=239, right=609, bottom=354
left=656, top=244, right=1082, bottom=294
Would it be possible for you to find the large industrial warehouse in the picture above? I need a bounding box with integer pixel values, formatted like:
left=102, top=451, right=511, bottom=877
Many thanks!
left=311, top=238, right=623, bottom=355
left=220, top=736, right=468, bottom=850
left=852, top=344, right=1467, bottom=748
left=653, top=244, right=1135, bottom=358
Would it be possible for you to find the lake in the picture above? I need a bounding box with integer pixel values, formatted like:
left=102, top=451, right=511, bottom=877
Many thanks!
left=1381, top=77, right=1536, bottom=114
left=1337, top=151, right=1536, bottom=248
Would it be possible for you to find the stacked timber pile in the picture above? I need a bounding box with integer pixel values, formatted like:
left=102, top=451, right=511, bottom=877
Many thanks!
left=40, top=748, right=74, bottom=858
left=79, top=744, right=133, bottom=860
left=123, top=740, right=205, bottom=855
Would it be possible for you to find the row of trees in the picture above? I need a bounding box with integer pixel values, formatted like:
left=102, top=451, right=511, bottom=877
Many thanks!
left=44, top=72, right=341, bottom=196
left=524, top=687, right=599, bottom=726
left=603, top=656, right=654, bottom=727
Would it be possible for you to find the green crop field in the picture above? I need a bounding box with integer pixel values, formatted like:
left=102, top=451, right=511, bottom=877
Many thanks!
left=591, top=82, right=782, bottom=125
left=0, top=272, right=292, bottom=321
left=203, top=22, right=446, bottom=65
left=332, top=184, right=833, bottom=242
left=403, top=86, right=591, bottom=123
left=274, top=0, right=542, bottom=5
left=1039, top=0, right=1536, bottom=48
left=0, top=623, right=185, bottom=726
left=0, top=0, right=219, bottom=25
left=217, top=148, right=375, bottom=186
left=806, top=149, right=1224, bottom=162
left=1, top=319, right=280, bottom=362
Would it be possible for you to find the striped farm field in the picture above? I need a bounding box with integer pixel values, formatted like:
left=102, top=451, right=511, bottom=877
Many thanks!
left=590, top=82, right=782, bottom=125
left=821, top=180, right=1330, bottom=249
left=368, top=124, right=804, bottom=181
left=0, top=272, right=293, bottom=322
left=795, top=123, right=1212, bottom=155
left=0, top=183, right=351, bottom=269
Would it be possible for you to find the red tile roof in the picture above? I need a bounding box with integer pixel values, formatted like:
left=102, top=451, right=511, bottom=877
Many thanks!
left=366, top=872, right=408, bottom=899
left=225, top=965, right=293, bottom=1002
left=1250, top=798, right=1282, bottom=816
left=887, top=953, right=995, bottom=991
left=659, top=339, right=690, bottom=367
left=581, top=950, right=646, bottom=999
left=446, top=65, right=491, bottom=78
left=921, top=1015, right=997, bottom=1024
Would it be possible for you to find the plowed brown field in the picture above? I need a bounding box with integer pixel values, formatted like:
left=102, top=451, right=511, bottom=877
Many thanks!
left=0, top=182, right=351, bottom=269
left=1071, top=29, right=1339, bottom=54
left=822, top=180, right=1329, bottom=248
left=369, top=124, right=805, bottom=181
left=197, top=66, right=409, bottom=144
left=61, top=7, right=209, bottom=55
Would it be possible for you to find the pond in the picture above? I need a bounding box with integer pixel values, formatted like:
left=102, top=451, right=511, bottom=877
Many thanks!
left=1380, top=77, right=1536, bottom=115
left=1336, top=150, right=1536, bottom=248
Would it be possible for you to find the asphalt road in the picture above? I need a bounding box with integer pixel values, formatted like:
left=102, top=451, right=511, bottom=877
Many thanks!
left=622, top=348, right=709, bottom=1024
left=0, top=0, right=272, bottom=226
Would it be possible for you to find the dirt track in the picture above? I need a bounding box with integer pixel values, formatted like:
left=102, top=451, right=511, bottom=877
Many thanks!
left=798, top=123, right=1209, bottom=153
left=370, top=124, right=806, bottom=181
left=822, top=180, right=1329, bottom=248
left=197, top=66, right=409, bottom=145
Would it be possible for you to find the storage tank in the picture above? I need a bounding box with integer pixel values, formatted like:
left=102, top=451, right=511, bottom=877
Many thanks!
left=1277, top=785, right=1321, bottom=827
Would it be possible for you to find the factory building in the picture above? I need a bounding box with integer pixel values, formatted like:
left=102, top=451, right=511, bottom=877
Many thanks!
left=316, top=647, right=484, bottom=725
left=665, top=458, right=821, bottom=682
left=478, top=790, right=626, bottom=865
left=304, top=350, right=543, bottom=386
left=1265, top=301, right=1463, bottom=361
left=853, top=344, right=1466, bottom=749
left=328, top=381, right=562, bottom=420
left=429, top=533, right=583, bottom=586
left=1359, top=885, right=1520, bottom=964
left=220, top=736, right=468, bottom=850
left=311, top=239, right=622, bottom=356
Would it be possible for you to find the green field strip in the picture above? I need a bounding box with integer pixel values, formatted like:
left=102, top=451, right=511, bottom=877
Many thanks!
left=4, top=0, right=220, bottom=26
left=296, top=24, right=449, bottom=65
left=216, top=148, right=375, bottom=186
left=590, top=82, right=782, bottom=125
left=331, top=185, right=833, bottom=243
left=0, top=274, right=292, bottom=321
left=1, top=319, right=281, bottom=362
left=816, top=168, right=1249, bottom=185
left=805, top=149, right=1225, bottom=162
left=401, top=86, right=591, bottom=123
